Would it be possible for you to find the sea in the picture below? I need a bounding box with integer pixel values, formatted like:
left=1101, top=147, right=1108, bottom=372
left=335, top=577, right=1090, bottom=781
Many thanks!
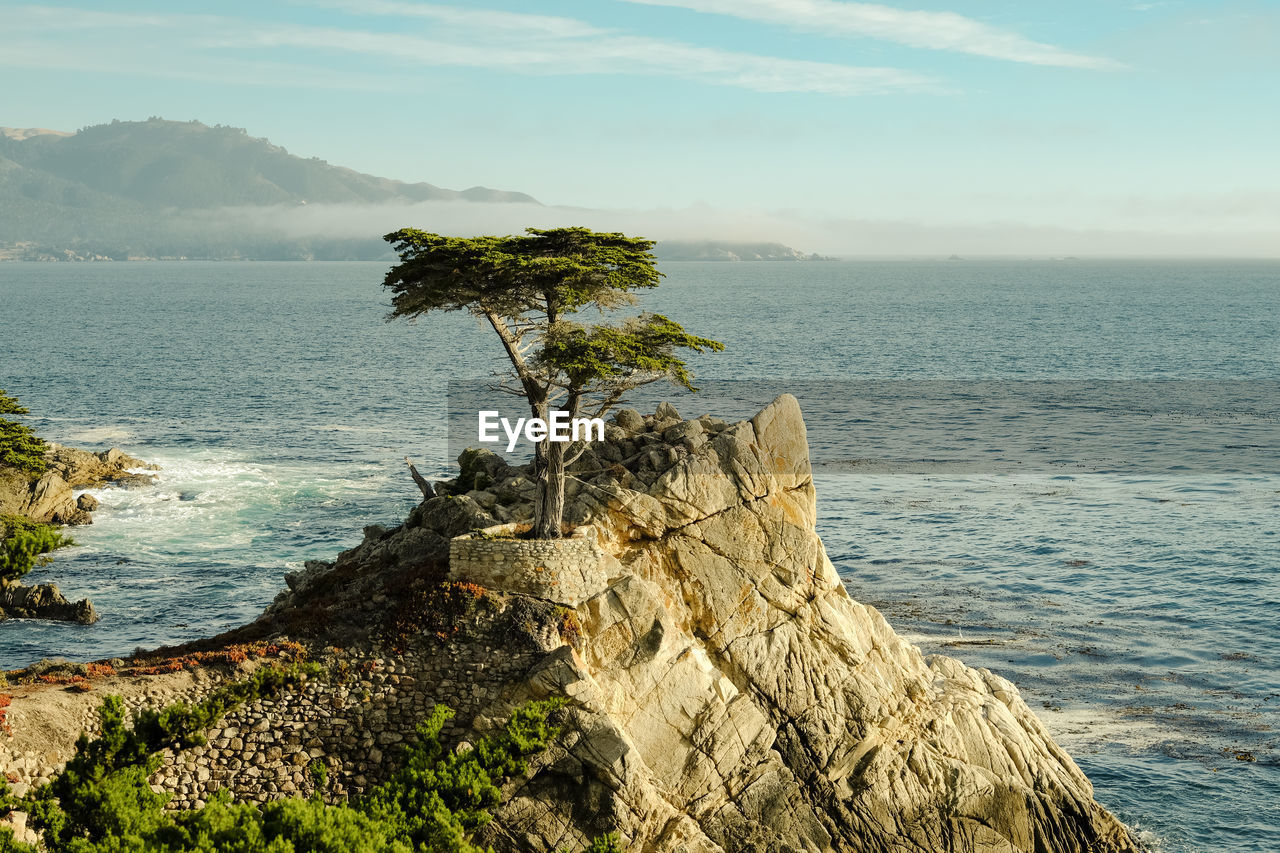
left=1, top=259, right=1277, bottom=851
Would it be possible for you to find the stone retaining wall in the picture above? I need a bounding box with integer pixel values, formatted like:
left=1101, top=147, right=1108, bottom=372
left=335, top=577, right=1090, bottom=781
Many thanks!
left=2, top=615, right=571, bottom=823
left=449, top=526, right=607, bottom=606
left=150, top=640, right=546, bottom=810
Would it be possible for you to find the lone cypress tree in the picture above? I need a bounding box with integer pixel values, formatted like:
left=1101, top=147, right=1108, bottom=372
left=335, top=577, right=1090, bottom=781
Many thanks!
left=383, top=227, right=722, bottom=538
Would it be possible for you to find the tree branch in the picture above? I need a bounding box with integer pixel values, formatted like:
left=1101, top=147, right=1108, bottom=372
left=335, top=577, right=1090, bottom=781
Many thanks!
left=484, top=309, right=546, bottom=414
left=404, top=457, right=434, bottom=500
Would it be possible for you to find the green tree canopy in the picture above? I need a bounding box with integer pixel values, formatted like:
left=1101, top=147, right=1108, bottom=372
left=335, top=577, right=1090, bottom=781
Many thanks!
left=383, top=227, right=722, bottom=538
left=0, top=515, right=74, bottom=585
left=0, top=389, right=49, bottom=479
left=0, top=390, right=31, bottom=416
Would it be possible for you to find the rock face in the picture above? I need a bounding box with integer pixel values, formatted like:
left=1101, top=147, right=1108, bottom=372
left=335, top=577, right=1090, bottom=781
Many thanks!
left=3, top=399, right=1136, bottom=852
left=261, top=396, right=1138, bottom=852
left=459, top=395, right=1136, bottom=852
left=0, top=444, right=157, bottom=525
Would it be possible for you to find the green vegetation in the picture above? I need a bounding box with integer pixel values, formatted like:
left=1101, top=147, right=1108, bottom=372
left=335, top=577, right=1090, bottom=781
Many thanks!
left=384, top=226, right=722, bottom=538
left=0, top=515, right=73, bottom=585
left=0, top=390, right=48, bottom=479
left=2, top=119, right=534, bottom=211
left=584, top=836, right=623, bottom=853
left=0, top=667, right=619, bottom=853
left=19, top=664, right=323, bottom=849
left=359, top=702, right=562, bottom=852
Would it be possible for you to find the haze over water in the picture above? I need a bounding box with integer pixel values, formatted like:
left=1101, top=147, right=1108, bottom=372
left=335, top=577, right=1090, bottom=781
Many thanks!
left=1, top=259, right=1277, bottom=851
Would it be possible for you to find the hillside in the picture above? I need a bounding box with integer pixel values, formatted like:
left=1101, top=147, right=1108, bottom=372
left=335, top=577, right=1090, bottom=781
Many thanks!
left=0, top=119, right=537, bottom=259
left=0, top=127, right=72, bottom=142
left=0, top=119, right=828, bottom=263
left=1, top=119, right=535, bottom=208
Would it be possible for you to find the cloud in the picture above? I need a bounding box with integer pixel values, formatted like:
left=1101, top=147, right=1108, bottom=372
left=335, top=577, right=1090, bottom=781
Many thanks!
left=302, top=0, right=613, bottom=39
left=237, top=24, right=942, bottom=94
left=623, top=0, right=1123, bottom=69
left=0, top=5, right=942, bottom=96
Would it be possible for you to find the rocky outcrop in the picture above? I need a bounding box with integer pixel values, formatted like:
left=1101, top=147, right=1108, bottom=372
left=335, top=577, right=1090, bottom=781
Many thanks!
left=0, top=581, right=96, bottom=624
left=0, top=444, right=156, bottom=525
left=0, top=444, right=153, bottom=624
left=0, top=400, right=1138, bottom=852
left=244, top=397, right=1142, bottom=851
left=454, top=395, right=1137, bottom=853
left=0, top=514, right=99, bottom=624
left=44, top=444, right=157, bottom=491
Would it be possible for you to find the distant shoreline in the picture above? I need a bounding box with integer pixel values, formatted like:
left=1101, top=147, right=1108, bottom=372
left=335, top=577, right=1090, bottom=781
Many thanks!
left=6, top=254, right=1277, bottom=263
left=0, top=242, right=839, bottom=263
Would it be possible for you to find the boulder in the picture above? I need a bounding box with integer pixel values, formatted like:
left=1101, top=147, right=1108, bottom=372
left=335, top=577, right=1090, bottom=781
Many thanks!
left=406, top=495, right=497, bottom=539
left=612, top=408, right=646, bottom=434
left=63, top=508, right=93, bottom=526
left=0, top=581, right=97, bottom=624
left=653, top=401, right=682, bottom=422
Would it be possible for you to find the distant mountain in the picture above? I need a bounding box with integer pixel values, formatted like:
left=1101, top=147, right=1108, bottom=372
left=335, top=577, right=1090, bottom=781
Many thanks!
left=0, top=118, right=537, bottom=259
left=0, top=119, right=535, bottom=208
left=0, top=119, right=828, bottom=263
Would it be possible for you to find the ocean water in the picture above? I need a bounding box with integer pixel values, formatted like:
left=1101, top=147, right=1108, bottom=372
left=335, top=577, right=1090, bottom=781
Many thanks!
left=1, top=259, right=1277, bottom=851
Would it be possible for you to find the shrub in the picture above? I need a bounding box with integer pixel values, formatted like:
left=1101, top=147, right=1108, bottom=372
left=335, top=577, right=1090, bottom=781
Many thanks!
left=10, top=670, right=621, bottom=853
left=584, top=834, right=625, bottom=853
left=385, top=580, right=488, bottom=650
left=0, top=391, right=48, bottom=479
left=361, top=699, right=565, bottom=853
left=0, top=515, right=74, bottom=584
left=24, top=663, right=322, bottom=849
left=159, top=791, right=413, bottom=853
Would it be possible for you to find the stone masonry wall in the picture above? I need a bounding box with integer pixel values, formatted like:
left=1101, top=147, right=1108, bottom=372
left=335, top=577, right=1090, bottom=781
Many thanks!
left=449, top=528, right=607, bottom=607
left=149, top=637, right=549, bottom=811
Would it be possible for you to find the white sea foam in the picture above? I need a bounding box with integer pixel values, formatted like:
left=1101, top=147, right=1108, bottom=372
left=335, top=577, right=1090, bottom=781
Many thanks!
left=73, top=451, right=394, bottom=562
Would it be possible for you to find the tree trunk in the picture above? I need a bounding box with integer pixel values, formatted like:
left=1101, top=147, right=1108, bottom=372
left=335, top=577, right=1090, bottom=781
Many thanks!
left=525, top=398, right=554, bottom=538
left=533, top=438, right=566, bottom=539
left=532, top=387, right=576, bottom=539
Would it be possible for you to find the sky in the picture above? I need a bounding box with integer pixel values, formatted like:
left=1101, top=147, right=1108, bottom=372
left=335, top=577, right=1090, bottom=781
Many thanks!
left=2, top=0, right=1278, bottom=255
